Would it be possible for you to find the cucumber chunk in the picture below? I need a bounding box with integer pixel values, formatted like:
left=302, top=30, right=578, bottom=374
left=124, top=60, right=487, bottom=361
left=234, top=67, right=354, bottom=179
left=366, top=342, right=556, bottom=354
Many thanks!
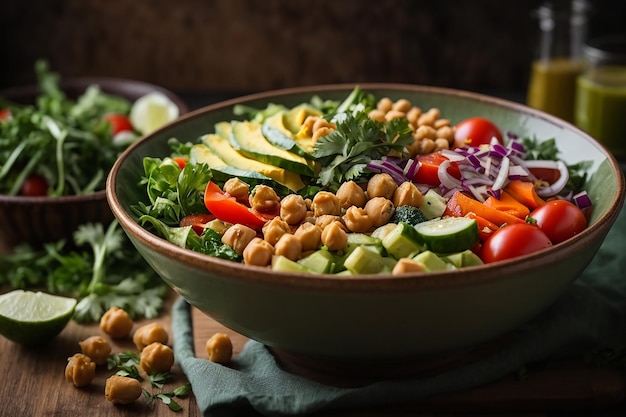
left=414, top=217, right=479, bottom=253
left=412, top=250, right=456, bottom=271
left=343, top=246, right=386, bottom=274
left=419, top=189, right=449, bottom=219
left=382, top=222, right=425, bottom=259
left=298, top=250, right=335, bottom=274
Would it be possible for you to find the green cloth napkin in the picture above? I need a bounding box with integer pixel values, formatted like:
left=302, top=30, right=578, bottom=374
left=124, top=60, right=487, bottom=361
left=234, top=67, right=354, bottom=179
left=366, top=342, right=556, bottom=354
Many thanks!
left=173, top=204, right=626, bottom=417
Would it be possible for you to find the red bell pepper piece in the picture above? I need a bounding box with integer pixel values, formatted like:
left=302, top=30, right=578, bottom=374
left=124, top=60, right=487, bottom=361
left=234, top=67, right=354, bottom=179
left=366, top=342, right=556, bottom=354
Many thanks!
left=203, top=181, right=267, bottom=230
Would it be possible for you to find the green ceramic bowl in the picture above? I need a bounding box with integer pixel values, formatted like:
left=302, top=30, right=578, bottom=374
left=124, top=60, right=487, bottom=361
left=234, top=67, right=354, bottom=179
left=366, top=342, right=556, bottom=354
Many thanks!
left=106, top=84, right=625, bottom=362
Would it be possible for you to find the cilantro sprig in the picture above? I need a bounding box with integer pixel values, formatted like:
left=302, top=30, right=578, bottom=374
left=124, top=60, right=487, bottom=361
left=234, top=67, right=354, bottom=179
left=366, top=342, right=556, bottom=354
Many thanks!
left=313, top=108, right=414, bottom=191
left=0, top=221, right=168, bottom=323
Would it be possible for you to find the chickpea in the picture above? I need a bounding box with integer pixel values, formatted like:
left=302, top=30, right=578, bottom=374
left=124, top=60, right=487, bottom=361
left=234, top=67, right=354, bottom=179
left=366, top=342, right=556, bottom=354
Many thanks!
left=78, top=335, right=111, bottom=365
left=279, top=194, right=307, bottom=225
left=434, top=137, right=450, bottom=151
left=321, top=221, right=348, bottom=251
left=392, top=258, right=426, bottom=275
left=205, top=332, right=233, bottom=364
left=367, top=173, right=398, bottom=200
left=140, top=342, right=175, bottom=374
left=343, top=206, right=373, bottom=233
left=221, top=224, right=257, bottom=255
left=376, top=97, right=393, bottom=113
left=406, top=107, right=422, bottom=127
left=262, top=217, right=291, bottom=246
left=311, top=191, right=341, bottom=217
left=335, top=180, right=366, bottom=209
left=104, top=375, right=143, bottom=405
left=393, top=181, right=424, bottom=208
left=249, top=185, right=280, bottom=213
left=417, top=108, right=440, bottom=126
left=368, top=109, right=386, bottom=123
left=293, top=222, right=323, bottom=252
left=365, top=197, right=395, bottom=227
left=274, top=233, right=303, bottom=261
left=392, top=98, right=412, bottom=113
left=99, top=306, right=133, bottom=339
left=418, top=138, right=437, bottom=154
left=436, top=125, right=455, bottom=142
left=315, top=214, right=343, bottom=230
left=242, top=237, right=274, bottom=266
left=434, top=118, right=451, bottom=129
left=385, top=109, right=405, bottom=121
left=413, top=125, right=437, bottom=141
left=223, top=177, right=250, bottom=204
left=65, top=353, right=96, bottom=387
left=133, top=322, right=169, bottom=351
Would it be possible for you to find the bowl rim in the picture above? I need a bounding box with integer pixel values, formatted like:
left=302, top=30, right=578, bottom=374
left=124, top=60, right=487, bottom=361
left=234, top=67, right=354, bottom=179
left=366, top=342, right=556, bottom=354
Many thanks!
left=0, top=76, right=189, bottom=203
left=106, top=82, right=626, bottom=292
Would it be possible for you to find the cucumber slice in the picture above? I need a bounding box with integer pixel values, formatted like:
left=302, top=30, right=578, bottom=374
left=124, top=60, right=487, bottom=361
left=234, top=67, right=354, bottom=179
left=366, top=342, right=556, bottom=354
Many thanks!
left=414, top=217, right=479, bottom=254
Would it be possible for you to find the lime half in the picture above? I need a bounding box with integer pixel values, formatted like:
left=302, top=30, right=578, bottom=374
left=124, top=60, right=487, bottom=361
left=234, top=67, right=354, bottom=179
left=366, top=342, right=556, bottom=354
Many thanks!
left=0, top=290, right=77, bottom=345
left=130, top=92, right=180, bottom=135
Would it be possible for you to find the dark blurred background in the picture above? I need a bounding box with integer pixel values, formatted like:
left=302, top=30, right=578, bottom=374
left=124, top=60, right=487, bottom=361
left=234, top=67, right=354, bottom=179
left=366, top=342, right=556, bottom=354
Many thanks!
left=1, top=0, right=625, bottom=103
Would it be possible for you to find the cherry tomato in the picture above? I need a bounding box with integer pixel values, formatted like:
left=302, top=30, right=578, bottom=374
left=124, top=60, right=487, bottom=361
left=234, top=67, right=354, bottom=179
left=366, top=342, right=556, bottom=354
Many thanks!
left=0, top=108, right=11, bottom=121
left=180, top=213, right=216, bottom=235
left=172, top=157, right=187, bottom=170
left=529, top=199, right=587, bottom=244
left=103, top=113, right=134, bottom=135
left=529, top=167, right=561, bottom=185
left=412, top=152, right=461, bottom=186
left=20, top=175, right=49, bottom=196
left=480, top=223, right=552, bottom=263
left=453, top=117, right=503, bottom=148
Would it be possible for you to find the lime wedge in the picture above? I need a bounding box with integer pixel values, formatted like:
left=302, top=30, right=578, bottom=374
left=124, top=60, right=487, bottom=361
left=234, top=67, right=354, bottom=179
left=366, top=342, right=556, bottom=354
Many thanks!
left=0, top=290, right=77, bottom=345
left=130, top=92, right=180, bottom=135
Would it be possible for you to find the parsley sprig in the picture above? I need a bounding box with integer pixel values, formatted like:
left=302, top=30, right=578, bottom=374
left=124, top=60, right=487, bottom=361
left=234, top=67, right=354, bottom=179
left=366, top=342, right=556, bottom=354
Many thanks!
left=313, top=109, right=414, bottom=191
left=108, top=351, right=192, bottom=412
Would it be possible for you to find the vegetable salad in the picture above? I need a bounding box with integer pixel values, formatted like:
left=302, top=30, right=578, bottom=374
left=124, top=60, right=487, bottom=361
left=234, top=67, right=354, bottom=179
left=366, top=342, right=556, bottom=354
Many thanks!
left=134, top=87, right=592, bottom=275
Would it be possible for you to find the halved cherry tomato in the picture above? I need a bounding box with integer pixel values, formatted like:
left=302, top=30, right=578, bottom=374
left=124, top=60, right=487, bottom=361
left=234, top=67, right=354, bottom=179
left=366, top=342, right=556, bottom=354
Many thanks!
left=103, top=113, right=134, bottom=135
left=412, top=152, right=461, bottom=186
left=529, top=199, right=587, bottom=244
left=453, top=117, right=503, bottom=148
left=172, top=157, right=187, bottom=170
left=529, top=167, right=561, bottom=185
left=480, top=223, right=552, bottom=263
left=180, top=213, right=216, bottom=235
left=203, top=181, right=268, bottom=230
left=20, top=175, right=49, bottom=196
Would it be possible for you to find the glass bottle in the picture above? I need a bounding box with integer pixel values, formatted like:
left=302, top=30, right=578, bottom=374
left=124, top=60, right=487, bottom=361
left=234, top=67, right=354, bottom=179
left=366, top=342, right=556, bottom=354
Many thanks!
left=574, top=35, right=626, bottom=161
left=526, top=0, right=588, bottom=122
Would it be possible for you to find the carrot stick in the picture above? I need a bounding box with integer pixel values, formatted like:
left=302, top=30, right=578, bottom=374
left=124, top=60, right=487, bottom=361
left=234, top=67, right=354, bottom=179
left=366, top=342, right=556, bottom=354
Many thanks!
left=465, top=212, right=499, bottom=242
left=443, top=190, right=525, bottom=227
left=504, top=180, right=545, bottom=210
left=483, top=190, right=530, bottom=219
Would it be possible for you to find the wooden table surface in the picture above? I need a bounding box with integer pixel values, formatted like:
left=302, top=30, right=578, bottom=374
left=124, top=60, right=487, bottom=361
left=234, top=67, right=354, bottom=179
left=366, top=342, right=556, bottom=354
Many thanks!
left=2, top=288, right=626, bottom=417
left=0, top=292, right=202, bottom=417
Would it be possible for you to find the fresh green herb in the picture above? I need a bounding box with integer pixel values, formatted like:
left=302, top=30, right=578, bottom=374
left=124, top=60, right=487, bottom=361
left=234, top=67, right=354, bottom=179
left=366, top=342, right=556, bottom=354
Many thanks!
left=0, top=221, right=168, bottom=323
left=138, top=214, right=240, bottom=261
left=313, top=108, right=414, bottom=191
left=0, top=60, right=133, bottom=196
left=522, top=136, right=592, bottom=195
left=138, top=157, right=213, bottom=226
left=108, top=351, right=191, bottom=412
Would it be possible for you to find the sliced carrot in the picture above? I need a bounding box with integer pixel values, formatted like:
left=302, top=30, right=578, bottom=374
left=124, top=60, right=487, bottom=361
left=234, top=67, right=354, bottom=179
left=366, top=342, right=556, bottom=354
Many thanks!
left=504, top=180, right=545, bottom=210
left=465, top=212, right=499, bottom=242
left=483, top=190, right=530, bottom=220
left=443, top=190, right=525, bottom=227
